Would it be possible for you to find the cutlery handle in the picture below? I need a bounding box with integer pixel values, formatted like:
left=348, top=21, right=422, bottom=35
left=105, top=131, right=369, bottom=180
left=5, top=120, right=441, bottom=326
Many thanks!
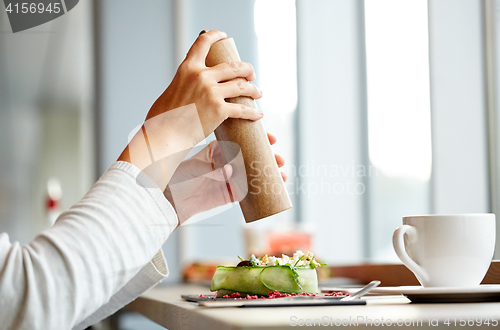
left=393, top=225, right=428, bottom=283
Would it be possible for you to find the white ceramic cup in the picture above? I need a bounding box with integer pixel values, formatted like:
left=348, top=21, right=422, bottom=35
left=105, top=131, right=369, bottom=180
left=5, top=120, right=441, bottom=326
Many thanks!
left=393, top=214, right=496, bottom=287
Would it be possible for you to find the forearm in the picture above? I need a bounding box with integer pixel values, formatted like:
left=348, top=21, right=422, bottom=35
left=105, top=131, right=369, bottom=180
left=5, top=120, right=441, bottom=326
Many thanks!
left=118, top=104, right=205, bottom=191
left=0, top=162, right=177, bottom=329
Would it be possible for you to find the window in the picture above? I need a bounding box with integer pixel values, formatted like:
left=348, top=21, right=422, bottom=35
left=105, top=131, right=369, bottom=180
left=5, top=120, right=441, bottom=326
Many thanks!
left=364, top=0, right=432, bottom=260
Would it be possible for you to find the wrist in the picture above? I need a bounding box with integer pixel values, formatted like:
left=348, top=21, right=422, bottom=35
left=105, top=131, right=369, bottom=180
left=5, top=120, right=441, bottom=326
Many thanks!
left=118, top=104, right=205, bottom=191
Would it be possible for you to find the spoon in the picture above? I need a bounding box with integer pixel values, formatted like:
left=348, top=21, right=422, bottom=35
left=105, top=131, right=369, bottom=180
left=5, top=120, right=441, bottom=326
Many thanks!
left=340, top=280, right=381, bottom=301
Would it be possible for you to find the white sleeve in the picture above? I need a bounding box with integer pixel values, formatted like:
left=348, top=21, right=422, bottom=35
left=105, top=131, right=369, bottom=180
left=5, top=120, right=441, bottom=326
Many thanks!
left=0, top=161, right=178, bottom=330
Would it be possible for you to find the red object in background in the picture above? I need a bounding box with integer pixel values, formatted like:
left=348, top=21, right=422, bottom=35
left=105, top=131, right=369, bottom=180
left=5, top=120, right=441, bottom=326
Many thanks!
left=267, top=231, right=312, bottom=256
left=46, top=178, right=62, bottom=225
left=46, top=197, right=59, bottom=209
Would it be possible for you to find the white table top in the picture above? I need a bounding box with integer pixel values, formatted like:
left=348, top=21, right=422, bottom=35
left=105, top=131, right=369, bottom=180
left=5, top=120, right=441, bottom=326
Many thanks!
left=125, top=284, right=500, bottom=329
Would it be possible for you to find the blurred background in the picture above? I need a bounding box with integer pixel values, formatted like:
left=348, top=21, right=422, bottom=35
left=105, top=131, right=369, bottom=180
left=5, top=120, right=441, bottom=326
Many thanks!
left=1, top=0, right=500, bottom=328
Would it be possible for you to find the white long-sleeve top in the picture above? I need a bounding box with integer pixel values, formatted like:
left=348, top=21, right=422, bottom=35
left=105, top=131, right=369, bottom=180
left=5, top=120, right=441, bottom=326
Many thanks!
left=0, top=161, right=178, bottom=330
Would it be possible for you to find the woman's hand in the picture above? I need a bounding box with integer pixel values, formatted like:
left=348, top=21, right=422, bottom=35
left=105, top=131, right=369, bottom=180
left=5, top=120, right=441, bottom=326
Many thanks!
left=146, top=29, right=263, bottom=137
left=118, top=30, right=264, bottom=190
left=165, top=133, right=286, bottom=225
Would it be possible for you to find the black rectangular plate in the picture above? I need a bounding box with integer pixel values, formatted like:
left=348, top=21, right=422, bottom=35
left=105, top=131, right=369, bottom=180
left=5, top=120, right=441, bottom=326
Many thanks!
left=181, top=294, right=366, bottom=307
left=182, top=294, right=346, bottom=302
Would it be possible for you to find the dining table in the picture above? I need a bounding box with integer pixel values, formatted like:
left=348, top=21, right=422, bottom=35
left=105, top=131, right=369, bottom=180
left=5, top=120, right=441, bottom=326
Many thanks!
left=125, top=282, right=500, bottom=329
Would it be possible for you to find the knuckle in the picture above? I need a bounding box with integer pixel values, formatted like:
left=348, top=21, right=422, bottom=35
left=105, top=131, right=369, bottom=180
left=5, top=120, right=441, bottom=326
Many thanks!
left=202, top=83, right=214, bottom=97
left=239, top=104, right=249, bottom=116
left=197, top=69, right=210, bottom=83
left=228, top=61, right=240, bottom=72
left=244, top=62, right=254, bottom=73
left=197, top=33, right=210, bottom=44
left=236, top=80, right=246, bottom=91
left=177, top=61, right=192, bottom=75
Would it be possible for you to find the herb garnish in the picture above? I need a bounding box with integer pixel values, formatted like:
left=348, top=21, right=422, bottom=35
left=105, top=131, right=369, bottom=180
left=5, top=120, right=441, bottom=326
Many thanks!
left=237, top=252, right=326, bottom=289
left=248, top=254, right=259, bottom=267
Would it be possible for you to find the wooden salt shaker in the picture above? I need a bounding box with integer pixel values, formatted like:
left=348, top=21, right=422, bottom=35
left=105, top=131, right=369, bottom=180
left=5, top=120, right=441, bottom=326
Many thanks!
left=205, top=36, right=292, bottom=223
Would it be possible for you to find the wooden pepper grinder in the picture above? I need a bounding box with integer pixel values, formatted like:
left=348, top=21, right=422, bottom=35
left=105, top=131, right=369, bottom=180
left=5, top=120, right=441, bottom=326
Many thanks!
left=204, top=32, right=293, bottom=223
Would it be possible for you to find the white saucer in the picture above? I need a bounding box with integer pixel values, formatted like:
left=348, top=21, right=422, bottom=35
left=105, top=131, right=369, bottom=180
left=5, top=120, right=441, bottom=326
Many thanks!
left=371, top=285, right=500, bottom=303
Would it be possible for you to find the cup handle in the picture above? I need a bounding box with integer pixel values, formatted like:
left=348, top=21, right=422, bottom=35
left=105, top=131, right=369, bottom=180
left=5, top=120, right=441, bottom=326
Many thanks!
left=393, top=225, right=429, bottom=283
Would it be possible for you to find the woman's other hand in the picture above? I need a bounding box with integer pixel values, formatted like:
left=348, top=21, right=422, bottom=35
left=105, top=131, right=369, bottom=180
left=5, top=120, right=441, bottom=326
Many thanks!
left=165, top=133, right=286, bottom=225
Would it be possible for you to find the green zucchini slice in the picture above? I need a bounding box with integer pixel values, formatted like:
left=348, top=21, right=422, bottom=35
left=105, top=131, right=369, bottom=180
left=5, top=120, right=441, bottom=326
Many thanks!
left=260, top=266, right=319, bottom=294
left=210, top=266, right=271, bottom=296
left=210, top=265, right=319, bottom=296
